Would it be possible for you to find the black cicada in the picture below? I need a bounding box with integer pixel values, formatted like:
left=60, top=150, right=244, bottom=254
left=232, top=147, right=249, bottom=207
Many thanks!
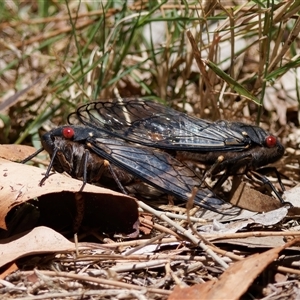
left=37, top=125, right=237, bottom=214
left=68, top=98, right=285, bottom=202
left=24, top=98, right=285, bottom=214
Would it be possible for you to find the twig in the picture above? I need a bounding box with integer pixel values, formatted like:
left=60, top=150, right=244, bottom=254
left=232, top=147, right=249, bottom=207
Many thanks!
left=138, top=201, right=229, bottom=269
left=141, top=217, right=182, bottom=239
left=110, top=259, right=169, bottom=273
left=21, top=270, right=171, bottom=296
left=98, top=237, right=179, bottom=248
left=124, top=233, right=167, bottom=256
left=205, top=231, right=300, bottom=241
left=13, top=289, right=148, bottom=300
left=14, top=19, right=95, bottom=48
left=66, top=253, right=209, bottom=262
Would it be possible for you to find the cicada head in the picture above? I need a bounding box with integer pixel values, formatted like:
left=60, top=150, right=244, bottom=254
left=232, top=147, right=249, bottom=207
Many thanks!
left=228, top=122, right=284, bottom=168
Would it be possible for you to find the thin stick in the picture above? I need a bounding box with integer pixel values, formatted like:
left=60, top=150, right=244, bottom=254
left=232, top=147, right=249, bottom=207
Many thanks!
left=138, top=201, right=229, bottom=269
left=28, top=270, right=172, bottom=296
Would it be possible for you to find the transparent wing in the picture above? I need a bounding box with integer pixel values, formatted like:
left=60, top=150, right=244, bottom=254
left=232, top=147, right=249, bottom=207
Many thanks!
left=69, top=99, right=250, bottom=151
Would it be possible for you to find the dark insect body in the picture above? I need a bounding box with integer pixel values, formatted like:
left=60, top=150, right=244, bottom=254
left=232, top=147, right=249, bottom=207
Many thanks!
left=24, top=98, right=286, bottom=214
left=69, top=99, right=284, bottom=177
left=68, top=98, right=285, bottom=200
left=40, top=125, right=235, bottom=214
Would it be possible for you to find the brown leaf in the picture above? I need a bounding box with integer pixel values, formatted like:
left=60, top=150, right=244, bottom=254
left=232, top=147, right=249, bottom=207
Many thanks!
left=230, top=182, right=281, bottom=212
left=139, top=213, right=153, bottom=235
left=0, top=158, right=139, bottom=237
left=0, top=262, right=18, bottom=279
left=0, top=226, right=75, bottom=268
left=168, top=239, right=298, bottom=300
left=0, top=144, right=37, bottom=161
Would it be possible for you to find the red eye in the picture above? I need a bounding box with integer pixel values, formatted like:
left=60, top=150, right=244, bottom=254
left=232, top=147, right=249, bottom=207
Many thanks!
left=265, top=135, right=277, bottom=148
left=62, top=127, right=75, bottom=139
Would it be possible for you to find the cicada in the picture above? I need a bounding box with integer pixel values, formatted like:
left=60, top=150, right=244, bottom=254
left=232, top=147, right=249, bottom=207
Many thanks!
left=36, top=125, right=238, bottom=214
left=24, top=98, right=285, bottom=214
left=68, top=98, right=285, bottom=202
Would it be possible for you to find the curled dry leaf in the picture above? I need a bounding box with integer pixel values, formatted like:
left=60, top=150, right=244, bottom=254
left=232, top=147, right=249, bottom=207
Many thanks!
left=200, top=207, right=288, bottom=234
left=139, top=213, right=153, bottom=235
left=0, top=226, right=76, bottom=268
left=0, top=158, right=139, bottom=237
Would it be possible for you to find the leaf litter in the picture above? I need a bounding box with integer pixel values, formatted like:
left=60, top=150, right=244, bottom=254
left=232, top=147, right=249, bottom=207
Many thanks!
left=1, top=1, right=300, bottom=299
left=0, top=147, right=300, bottom=299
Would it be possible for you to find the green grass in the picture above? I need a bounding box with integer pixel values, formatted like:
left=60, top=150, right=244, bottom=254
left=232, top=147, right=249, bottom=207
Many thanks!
left=0, top=0, right=299, bottom=146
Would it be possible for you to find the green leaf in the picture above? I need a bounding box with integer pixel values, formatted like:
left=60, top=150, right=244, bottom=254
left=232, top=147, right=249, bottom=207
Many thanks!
left=204, top=59, right=261, bottom=105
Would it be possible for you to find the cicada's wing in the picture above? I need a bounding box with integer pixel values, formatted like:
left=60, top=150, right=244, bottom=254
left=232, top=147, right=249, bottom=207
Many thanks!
left=69, top=99, right=249, bottom=151
left=85, top=134, right=240, bottom=215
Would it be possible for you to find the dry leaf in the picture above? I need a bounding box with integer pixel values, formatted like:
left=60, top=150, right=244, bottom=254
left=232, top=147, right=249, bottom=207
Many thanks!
left=168, top=239, right=298, bottom=300
left=0, top=226, right=75, bottom=268
left=0, top=262, right=19, bottom=279
left=139, top=213, right=153, bottom=235
left=284, top=185, right=300, bottom=207
left=0, top=144, right=37, bottom=161
left=0, top=158, right=139, bottom=237
left=200, top=207, right=288, bottom=234
left=230, top=182, right=282, bottom=212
